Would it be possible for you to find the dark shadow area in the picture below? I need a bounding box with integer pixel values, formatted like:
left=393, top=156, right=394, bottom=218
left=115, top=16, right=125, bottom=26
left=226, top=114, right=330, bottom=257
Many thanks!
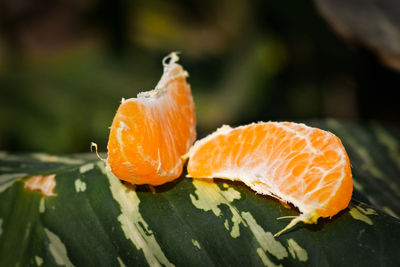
left=123, top=174, right=185, bottom=193
left=0, top=0, right=399, bottom=153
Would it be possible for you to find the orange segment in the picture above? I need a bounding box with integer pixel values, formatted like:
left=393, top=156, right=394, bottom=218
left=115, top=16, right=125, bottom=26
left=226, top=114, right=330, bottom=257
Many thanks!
left=186, top=122, right=353, bottom=236
left=107, top=53, right=196, bottom=185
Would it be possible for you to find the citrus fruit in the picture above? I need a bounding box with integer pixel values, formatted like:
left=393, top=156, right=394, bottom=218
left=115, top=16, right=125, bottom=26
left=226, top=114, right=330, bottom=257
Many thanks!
left=106, top=53, right=196, bottom=185
left=185, top=122, right=353, bottom=236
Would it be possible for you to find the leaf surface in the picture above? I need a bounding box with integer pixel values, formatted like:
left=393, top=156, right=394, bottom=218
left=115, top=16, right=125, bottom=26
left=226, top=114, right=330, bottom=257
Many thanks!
left=1, top=121, right=400, bottom=266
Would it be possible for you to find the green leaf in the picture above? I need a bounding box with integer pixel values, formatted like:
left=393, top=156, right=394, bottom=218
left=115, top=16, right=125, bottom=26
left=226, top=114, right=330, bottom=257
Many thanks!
left=1, top=121, right=400, bottom=266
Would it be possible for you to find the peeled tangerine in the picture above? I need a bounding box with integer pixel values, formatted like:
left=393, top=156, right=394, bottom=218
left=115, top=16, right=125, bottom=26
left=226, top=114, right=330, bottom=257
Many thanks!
left=186, top=122, right=353, bottom=236
left=105, top=53, right=196, bottom=186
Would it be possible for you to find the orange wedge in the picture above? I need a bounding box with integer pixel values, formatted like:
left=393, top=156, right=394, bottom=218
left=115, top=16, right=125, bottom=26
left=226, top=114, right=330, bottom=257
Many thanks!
left=186, top=122, right=353, bottom=236
left=106, top=53, right=196, bottom=185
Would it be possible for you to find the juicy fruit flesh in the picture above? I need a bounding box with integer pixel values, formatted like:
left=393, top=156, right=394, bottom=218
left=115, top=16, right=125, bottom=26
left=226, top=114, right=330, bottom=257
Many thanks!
left=187, top=122, right=353, bottom=226
left=107, top=53, right=196, bottom=185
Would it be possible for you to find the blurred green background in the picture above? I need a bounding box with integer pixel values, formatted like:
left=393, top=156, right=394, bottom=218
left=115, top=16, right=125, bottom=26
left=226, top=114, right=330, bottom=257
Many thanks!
left=0, top=0, right=399, bottom=153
